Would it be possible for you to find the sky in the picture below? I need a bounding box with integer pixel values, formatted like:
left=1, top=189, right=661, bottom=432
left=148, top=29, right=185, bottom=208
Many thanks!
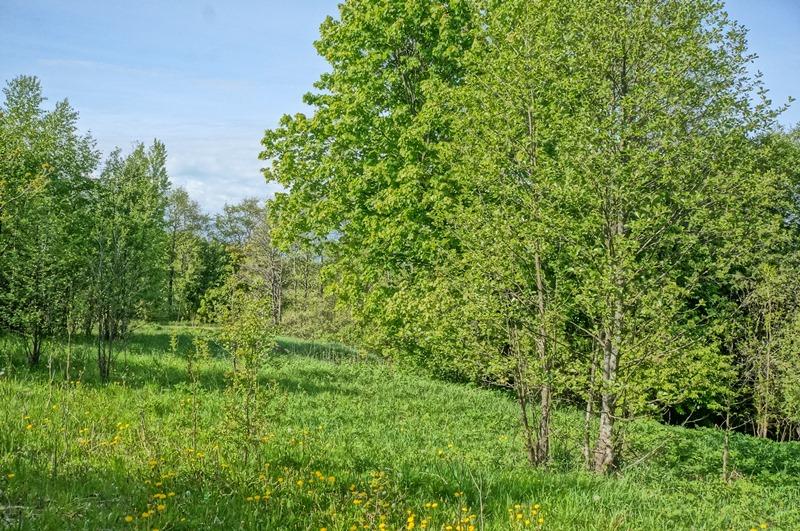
left=1, top=0, right=798, bottom=213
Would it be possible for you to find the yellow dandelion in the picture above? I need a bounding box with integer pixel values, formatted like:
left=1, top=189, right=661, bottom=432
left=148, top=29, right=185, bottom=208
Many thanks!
left=156, top=504, right=166, bottom=512
left=124, top=515, right=134, bottom=523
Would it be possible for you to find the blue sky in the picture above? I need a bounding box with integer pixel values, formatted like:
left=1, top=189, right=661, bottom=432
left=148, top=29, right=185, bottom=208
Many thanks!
left=1, top=1, right=798, bottom=213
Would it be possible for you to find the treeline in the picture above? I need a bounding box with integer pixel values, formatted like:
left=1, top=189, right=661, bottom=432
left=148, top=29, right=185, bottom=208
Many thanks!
left=0, top=76, right=336, bottom=379
left=261, top=0, right=800, bottom=472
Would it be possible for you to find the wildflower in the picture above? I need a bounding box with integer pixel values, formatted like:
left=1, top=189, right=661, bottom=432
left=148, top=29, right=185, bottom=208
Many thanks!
left=6, top=473, right=15, bottom=479
left=156, top=504, right=166, bottom=511
left=431, top=502, right=439, bottom=509
left=538, top=517, right=544, bottom=525
left=25, top=424, right=33, bottom=430
left=124, top=516, right=134, bottom=523
left=760, top=525, right=769, bottom=530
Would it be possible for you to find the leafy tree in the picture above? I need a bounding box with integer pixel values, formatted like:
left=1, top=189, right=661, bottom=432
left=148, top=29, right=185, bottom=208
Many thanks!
left=0, top=76, right=98, bottom=365
left=165, top=187, right=211, bottom=320
left=262, top=0, right=478, bottom=361
left=90, top=141, right=169, bottom=380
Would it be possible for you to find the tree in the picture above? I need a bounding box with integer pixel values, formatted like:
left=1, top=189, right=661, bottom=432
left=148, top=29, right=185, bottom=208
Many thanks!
left=539, top=0, right=782, bottom=471
left=0, top=76, right=98, bottom=365
left=213, top=198, right=265, bottom=248
left=165, top=187, right=210, bottom=320
left=90, top=141, right=169, bottom=380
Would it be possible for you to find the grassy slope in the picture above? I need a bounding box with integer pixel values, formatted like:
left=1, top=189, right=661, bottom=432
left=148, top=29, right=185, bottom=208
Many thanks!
left=0, top=325, right=798, bottom=530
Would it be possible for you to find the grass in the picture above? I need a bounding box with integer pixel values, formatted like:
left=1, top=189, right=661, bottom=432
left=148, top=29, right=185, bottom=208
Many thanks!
left=0, top=324, right=798, bottom=530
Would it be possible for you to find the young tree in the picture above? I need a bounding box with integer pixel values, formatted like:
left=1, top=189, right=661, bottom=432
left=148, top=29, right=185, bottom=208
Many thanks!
left=165, top=187, right=210, bottom=320
left=0, top=76, right=98, bottom=365
left=91, top=141, right=169, bottom=380
left=546, top=0, right=783, bottom=471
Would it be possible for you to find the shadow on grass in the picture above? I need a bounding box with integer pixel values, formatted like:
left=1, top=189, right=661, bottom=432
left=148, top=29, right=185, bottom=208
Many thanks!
left=2, top=330, right=366, bottom=399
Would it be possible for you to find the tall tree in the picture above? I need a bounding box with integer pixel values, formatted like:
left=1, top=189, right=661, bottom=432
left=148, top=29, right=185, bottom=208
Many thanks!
left=262, top=0, right=478, bottom=359
left=165, top=187, right=210, bottom=320
left=0, top=76, right=98, bottom=365
left=91, top=141, right=169, bottom=380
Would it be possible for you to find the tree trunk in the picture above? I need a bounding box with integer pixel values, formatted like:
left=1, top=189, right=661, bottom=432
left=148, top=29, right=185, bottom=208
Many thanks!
left=533, top=249, right=550, bottom=465
left=583, top=344, right=598, bottom=468
left=27, top=329, right=43, bottom=367
left=594, top=331, right=619, bottom=473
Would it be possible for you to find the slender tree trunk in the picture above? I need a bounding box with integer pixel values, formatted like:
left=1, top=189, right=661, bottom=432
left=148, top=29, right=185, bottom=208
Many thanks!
left=583, top=344, right=598, bottom=468
left=757, top=295, right=773, bottom=438
left=595, top=234, right=624, bottom=473
left=168, top=228, right=177, bottom=319
left=533, top=248, right=550, bottom=465
left=28, top=328, right=43, bottom=367
left=510, top=324, right=537, bottom=466
left=594, top=330, right=619, bottom=472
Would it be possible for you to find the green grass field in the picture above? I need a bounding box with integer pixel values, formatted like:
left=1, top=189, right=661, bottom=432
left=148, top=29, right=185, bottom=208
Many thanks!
left=1, top=325, right=798, bottom=530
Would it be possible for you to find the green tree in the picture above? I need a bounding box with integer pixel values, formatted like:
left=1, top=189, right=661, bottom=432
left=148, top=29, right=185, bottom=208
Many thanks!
left=0, top=76, right=98, bottom=365
left=262, top=0, right=478, bottom=361
left=90, top=141, right=169, bottom=380
left=165, top=187, right=211, bottom=320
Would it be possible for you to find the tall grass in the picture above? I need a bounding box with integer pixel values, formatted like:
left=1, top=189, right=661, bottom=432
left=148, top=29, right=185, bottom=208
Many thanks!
left=0, top=325, right=796, bottom=529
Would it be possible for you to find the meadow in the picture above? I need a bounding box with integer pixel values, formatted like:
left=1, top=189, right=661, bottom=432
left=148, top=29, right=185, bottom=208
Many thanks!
left=1, top=325, right=798, bottom=530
